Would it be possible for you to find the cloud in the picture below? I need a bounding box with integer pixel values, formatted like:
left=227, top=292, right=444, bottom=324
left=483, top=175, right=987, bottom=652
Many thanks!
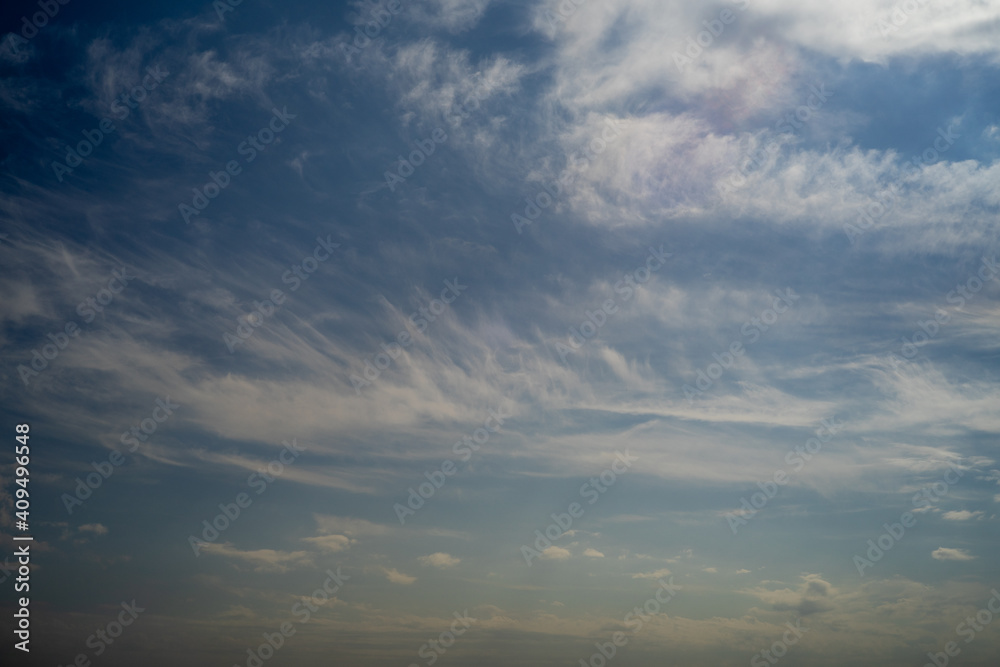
left=407, top=0, right=492, bottom=33
left=200, top=543, right=312, bottom=572
left=382, top=567, right=417, bottom=585
left=78, top=523, right=108, bottom=535
left=302, top=534, right=355, bottom=552
left=5, top=5, right=1000, bottom=665
left=418, top=552, right=461, bottom=568
left=632, top=568, right=673, bottom=580
left=313, top=515, right=388, bottom=537
left=540, top=546, right=571, bottom=561
left=931, top=547, right=976, bottom=561
left=743, top=574, right=837, bottom=616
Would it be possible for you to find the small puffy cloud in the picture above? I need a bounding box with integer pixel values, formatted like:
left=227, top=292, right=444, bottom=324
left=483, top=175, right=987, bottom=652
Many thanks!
left=383, top=567, right=417, bottom=585
left=632, top=568, right=673, bottom=580
left=942, top=510, right=983, bottom=521
left=932, top=548, right=976, bottom=561
left=583, top=548, right=604, bottom=558
left=79, top=523, right=108, bottom=535
left=418, top=552, right=461, bottom=568
left=703, top=567, right=718, bottom=573
left=540, top=546, right=571, bottom=561
left=736, top=569, right=751, bottom=574
left=303, top=534, right=354, bottom=552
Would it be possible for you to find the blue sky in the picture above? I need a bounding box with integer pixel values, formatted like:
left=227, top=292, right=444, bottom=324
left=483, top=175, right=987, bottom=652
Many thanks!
left=1, top=0, right=999, bottom=665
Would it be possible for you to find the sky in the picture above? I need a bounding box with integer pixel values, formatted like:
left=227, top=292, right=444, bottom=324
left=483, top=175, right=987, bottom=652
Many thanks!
left=1, top=0, right=999, bottom=665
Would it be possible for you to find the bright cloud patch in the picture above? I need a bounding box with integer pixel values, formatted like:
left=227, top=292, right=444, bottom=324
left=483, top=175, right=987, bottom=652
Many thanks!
left=931, top=548, right=976, bottom=561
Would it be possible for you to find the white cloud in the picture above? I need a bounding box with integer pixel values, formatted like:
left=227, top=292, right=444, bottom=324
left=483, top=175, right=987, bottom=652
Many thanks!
left=303, top=534, right=355, bottom=552
left=540, top=546, right=572, bottom=561
left=383, top=567, right=417, bottom=585
left=200, top=543, right=312, bottom=573
left=79, top=523, right=108, bottom=535
left=862, top=359, right=1000, bottom=436
left=632, top=568, right=673, bottom=580
left=418, top=552, right=461, bottom=568
left=583, top=548, right=604, bottom=558
left=941, top=510, right=983, bottom=521
left=931, top=547, right=976, bottom=561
